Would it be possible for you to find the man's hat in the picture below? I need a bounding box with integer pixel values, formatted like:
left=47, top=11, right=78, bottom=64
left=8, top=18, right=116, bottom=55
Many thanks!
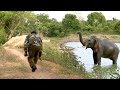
left=31, top=30, right=37, bottom=34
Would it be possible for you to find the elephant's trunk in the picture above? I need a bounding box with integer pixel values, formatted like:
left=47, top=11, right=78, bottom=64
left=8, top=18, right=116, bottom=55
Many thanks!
left=77, top=31, right=85, bottom=46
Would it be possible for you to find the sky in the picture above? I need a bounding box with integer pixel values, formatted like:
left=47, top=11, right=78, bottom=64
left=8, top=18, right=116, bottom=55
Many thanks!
left=34, top=11, right=120, bottom=21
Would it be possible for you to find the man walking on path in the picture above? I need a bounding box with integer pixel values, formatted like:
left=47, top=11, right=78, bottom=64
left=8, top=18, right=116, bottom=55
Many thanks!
left=24, top=30, right=42, bottom=72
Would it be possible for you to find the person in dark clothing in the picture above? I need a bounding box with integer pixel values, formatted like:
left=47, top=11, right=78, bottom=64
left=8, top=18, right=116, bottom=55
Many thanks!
left=24, top=30, right=42, bottom=72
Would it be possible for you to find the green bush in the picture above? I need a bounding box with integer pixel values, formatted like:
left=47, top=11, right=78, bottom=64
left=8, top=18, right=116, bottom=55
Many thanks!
left=114, top=21, right=120, bottom=34
left=0, top=27, right=7, bottom=44
left=82, top=25, right=94, bottom=32
left=42, top=46, right=86, bottom=75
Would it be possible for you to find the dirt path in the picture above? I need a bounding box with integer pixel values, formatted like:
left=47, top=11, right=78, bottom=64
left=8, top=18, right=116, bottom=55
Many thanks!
left=3, top=47, right=82, bottom=79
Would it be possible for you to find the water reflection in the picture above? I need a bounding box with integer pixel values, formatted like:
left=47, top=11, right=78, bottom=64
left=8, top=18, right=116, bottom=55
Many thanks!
left=64, top=42, right=120, bottom=79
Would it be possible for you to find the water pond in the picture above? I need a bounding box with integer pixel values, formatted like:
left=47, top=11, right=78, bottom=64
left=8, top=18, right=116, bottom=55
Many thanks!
left=64, top=42, right=120, bottom=79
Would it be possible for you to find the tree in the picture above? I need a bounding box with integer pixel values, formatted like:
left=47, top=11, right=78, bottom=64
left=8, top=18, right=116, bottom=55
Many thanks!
left=0, top=11, right=39, bottom=40
left=0, top=11, right=13, bottom=37
left=3, top=11, right=37, bottom=39
left=36, top=13, right=51, bottom=32
left=50, top=18, right=58, bottom=23
left=36, top=13, right=50, bottom=24
left=114, top=20, right=120, bottom=34
left=6, top=11, right=28, bottom=39
left=62, top=14, right=81, bottom=33
left=106, top=18, right=119, bottom=33
left=0, top=27, right=7, bottom=44
left=47, top=21, right=63, bottom=37
left=20, top=12, right=39, bottom=33
left=87, top=12, right=106, bottom=27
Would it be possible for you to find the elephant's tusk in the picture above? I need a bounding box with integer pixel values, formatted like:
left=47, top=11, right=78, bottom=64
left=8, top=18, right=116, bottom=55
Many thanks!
left=82, top=46, right=86, bottom=48
left=77, top=46, right=86, bottom=48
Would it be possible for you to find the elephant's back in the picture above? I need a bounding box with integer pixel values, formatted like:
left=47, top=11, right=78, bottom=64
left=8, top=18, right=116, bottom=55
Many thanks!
left=101, top=39, right=119, bottom=51
left=102, top=39, right=117, bottom=46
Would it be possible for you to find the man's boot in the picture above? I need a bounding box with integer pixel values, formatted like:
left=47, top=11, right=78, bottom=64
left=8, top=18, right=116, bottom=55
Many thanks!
left=24, top=51, right=28, bottom=56
left=32, top=65, right=37, bottom=72
left=39, top=51, right=42, bottom=61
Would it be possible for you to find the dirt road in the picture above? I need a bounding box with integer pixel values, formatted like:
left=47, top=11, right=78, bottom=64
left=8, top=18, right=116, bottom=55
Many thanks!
left=2, top=47, right=82, bottom=79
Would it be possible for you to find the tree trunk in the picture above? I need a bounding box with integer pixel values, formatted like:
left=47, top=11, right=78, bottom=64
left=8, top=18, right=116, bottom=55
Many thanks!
left=8, top=20, right=21, bottom=40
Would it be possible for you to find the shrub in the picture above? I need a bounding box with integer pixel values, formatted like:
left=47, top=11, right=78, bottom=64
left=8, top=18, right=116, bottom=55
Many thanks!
left=0, top=27, right=7, bottom=44
left=42, top=46, right=86, bottom=75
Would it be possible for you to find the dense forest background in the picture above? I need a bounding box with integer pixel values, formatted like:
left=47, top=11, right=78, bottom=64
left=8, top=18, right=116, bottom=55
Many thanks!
left=0, top=11, right=120, bottom=44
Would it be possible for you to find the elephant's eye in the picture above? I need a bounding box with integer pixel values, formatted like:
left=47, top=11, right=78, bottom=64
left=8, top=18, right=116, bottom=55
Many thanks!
left=88, top=39, right=92, bottom=44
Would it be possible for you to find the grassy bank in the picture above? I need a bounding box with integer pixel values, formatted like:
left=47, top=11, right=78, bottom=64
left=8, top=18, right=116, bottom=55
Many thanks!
left=42, top=36, right=89, bottom=78
left=42, top=45, right=89, bottom=78
left=42, top=33, right=120, bottom=78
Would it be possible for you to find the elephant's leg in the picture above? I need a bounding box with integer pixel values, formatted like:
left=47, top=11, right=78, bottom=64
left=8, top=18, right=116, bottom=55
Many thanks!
left=96, top=53, right=101, bottom=65
left=93, top=53, right=98, bottom=65
left=110, top=57, right=117, bottom=65
left=113, top=60, right=117, bottom=65
left=111, top=51, right=119, bottom=65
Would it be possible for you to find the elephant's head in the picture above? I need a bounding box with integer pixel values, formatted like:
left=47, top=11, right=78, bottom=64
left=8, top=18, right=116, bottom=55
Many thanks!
left=77, top=31, right=99, bottom=50
left=85, top=35, right=99, bottom=50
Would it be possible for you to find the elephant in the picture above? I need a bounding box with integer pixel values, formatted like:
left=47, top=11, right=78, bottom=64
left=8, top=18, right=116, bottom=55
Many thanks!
left=77, top=31, right=119, bottom=65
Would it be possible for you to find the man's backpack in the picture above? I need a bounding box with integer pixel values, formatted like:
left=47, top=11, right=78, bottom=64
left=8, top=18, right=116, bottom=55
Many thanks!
left=28, top=34, right=42, bottom=46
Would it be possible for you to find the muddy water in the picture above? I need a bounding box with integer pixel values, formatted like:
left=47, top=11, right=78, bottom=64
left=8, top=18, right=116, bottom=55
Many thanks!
left=64, top=42, right=120, bottom=79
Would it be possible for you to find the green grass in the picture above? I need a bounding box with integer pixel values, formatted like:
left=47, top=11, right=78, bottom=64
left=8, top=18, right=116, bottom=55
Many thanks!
left=42, top=45, right=89, bottom=78
left=87, top=65, right=120, bottom=79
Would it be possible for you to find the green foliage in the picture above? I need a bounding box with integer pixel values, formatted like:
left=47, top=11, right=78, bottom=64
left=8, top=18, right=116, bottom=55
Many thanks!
left=110, top=73, right=120, bottom=79
left=0, top=11, right=38, bottom=39
left=103, top=26, right=109, bottom=32
left=88, top=65, right=119, bottom=79
left=62, top=14, right=81, bottom=33
left=0, top=27, right=7, bottom=44
left=37, top=13, right=50, bottom=24
left=106, top=19, right=119, bottom=32
left=36, top=13, right=51, bottom=32
left=87, top=12, right=108, bottom=33
left=82, top=25, right=94, bottom=32
left=87, top=12, right=106, bottom=26
left=114, top=21, right=120, bottom=34
left=17, top=12, right=38, bottom=33
left=84, top=12, right=120, bottom=34
left=0, top=11, right=120, bottom=44
left=47, top=26, right=59, bottom=37
left=47, top=21, right=61, bottom=37
left=42, top=46, right=86, bottom=75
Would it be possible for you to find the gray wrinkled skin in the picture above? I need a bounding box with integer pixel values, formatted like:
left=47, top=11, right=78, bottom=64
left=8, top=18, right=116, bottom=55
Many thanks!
left=77, top=31, right=119, bottom=65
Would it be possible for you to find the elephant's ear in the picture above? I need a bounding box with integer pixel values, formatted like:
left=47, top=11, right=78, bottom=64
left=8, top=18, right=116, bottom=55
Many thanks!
left=93, top=38, right=99, bottom=53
